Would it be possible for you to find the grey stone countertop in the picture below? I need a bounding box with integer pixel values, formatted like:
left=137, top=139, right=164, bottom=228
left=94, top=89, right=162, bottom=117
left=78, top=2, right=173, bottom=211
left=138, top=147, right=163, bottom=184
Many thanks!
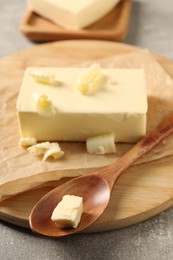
left=1, top=0, right=173, bottom=259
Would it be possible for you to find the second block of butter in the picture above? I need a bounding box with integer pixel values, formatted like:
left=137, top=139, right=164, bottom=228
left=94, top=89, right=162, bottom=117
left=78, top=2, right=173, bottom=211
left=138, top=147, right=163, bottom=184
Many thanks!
left=17, top=67, right=148, bottom=143
left=28, top=0, right=121, bottom=29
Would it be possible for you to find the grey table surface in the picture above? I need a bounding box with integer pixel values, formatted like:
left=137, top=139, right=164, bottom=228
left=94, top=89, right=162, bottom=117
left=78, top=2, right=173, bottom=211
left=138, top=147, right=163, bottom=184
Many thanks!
left=1, top=0, right=173, bottom=259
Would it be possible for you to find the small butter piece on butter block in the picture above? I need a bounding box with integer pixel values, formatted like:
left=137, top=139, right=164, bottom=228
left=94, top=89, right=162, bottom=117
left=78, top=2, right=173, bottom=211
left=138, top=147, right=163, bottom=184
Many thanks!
left=35, top=95, right=56, bottom=117
left=19, top=137, right=37, bottom=146
left=16, top=67, right=148, bottom=143
left=30, top=70, right=60, bottom=86
left=28, top=0, right=121, bottom=29
left=27, top=141, right=64, bottom=161
left=77, top=63, right=105, bottom=95
left=86, top=133, right=116, bottom=154
left=51, top=195, right=83, bottom=228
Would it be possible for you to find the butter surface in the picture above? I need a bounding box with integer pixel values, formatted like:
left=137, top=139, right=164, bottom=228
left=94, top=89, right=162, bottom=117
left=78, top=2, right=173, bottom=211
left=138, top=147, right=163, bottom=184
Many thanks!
left=17, top=67, right=148, bottom=143
left=51, top=195, right=83, bottom=228
left=28, top=0, right=121, bottom=29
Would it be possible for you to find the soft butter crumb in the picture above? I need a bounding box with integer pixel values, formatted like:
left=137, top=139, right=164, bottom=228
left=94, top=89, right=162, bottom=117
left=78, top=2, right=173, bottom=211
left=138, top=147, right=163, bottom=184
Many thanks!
left=77, top=63, right=105, bottom=95
left=29, top=70, right=60, bottom=86
left=27, top=141, right=64, bottom=161
left=19, top=137, right=37, bottom=147
left=35, top=95, right=56, bottom=117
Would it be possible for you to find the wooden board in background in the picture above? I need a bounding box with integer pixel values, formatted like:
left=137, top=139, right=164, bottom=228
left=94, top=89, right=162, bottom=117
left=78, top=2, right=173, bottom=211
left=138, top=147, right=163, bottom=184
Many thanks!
left=0, top=40, right=173, bottom=233
left=20, top=0, right=132, bottom=42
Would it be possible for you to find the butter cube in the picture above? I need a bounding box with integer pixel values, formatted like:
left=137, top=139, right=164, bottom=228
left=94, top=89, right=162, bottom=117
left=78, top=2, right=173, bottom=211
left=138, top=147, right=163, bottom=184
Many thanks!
left=86, top=133, right=116, bottom=154
left=16, top=67, right=147, bottom=143
left=28, top=0, right=121, bottom=29
left=51, top=195, right=83, bottom=228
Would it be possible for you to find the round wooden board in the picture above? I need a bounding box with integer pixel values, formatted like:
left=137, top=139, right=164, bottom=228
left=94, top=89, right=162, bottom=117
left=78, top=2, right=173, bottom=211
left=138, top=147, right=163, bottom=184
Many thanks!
left=1, top=40, right=173, bottom=233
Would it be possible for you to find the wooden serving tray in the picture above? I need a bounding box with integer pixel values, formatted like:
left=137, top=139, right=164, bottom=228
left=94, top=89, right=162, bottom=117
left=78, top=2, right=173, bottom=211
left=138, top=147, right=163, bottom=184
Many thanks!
left=20, top=0, right=132, bottom=42
left=1, top=41, right=173, bottom=234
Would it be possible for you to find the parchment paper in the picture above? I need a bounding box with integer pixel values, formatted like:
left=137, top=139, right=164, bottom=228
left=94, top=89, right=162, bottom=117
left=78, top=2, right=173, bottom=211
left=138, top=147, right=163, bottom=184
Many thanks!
left=1, top=50, right=173, bottom=201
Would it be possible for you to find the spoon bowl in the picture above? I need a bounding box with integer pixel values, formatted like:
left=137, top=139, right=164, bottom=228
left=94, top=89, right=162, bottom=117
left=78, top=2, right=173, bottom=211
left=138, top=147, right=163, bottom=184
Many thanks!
left=29, top=112, right=173, bottom=237
left=29, top=174, right=110, bottom=237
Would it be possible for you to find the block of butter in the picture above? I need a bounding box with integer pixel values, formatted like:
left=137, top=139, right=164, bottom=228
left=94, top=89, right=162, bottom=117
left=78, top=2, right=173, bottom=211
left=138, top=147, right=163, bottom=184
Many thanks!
left=16, top=66, right=148, bottom=143
left=51, top=195, right=83, bottom=228
left=28, top=0, right=121, bottom=29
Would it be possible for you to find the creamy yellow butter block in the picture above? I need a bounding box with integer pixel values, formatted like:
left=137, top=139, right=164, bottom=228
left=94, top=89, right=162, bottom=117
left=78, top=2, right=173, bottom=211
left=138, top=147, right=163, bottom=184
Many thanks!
left=28, top=0, right=121, bottom=29
left=16, top=67, right=148, bottom=143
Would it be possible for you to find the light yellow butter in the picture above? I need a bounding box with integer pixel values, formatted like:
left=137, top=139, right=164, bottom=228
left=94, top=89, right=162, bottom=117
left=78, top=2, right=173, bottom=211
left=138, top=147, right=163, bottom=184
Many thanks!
left=51, top=195, right=83, bottom=228
left=77, top=63, right=105, bottom=95
left=35, top=95, right=56, bottom=117
left=19, top=137, right=37, bottom=146
left=27, top=141, right=64, bottom=161
left=29, top=70, right=60, bottom=86
left=42, top=146, right=64, bottom=161
left=16, top=67, right=148, bottom=143
left=28, top=0, right=121, bottom=29
left=86, top=133, right=116, bottom=154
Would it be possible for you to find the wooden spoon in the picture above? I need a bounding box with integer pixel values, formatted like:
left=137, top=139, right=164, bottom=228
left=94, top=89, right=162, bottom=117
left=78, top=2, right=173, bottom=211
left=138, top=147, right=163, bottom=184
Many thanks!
left=29, top=112, right=173, bottom=237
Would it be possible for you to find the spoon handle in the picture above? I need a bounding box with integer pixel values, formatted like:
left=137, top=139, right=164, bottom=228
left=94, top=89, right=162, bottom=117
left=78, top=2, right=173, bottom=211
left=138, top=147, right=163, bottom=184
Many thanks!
left=97, top=112, right=173, bottom=189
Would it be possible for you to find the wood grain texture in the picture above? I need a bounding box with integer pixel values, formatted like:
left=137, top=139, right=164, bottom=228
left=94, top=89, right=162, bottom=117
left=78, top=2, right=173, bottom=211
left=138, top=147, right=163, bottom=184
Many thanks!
left=20, top=0, right=132, bottom=42
left=1, top=41, right=173, bottom=234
